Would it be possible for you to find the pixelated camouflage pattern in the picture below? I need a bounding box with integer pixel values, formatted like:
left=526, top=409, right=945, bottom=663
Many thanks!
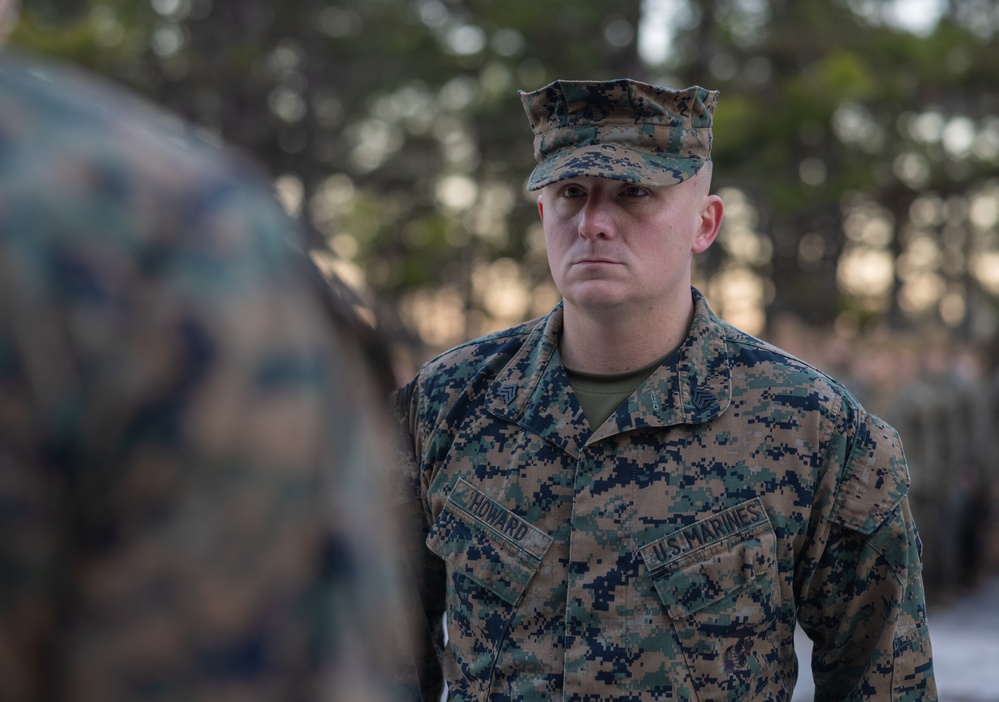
left=0, top=52, right=408, bottom=701
left=520, top=79, right=717, bottom=192
left=395, top=289, right=936, bottom=701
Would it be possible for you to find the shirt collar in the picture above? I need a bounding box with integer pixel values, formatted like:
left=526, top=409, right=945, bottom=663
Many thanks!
left=486, top=289, right=733, bottom=451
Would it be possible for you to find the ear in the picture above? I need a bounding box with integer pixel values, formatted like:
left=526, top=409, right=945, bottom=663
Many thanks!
left=692, top=194, right=723, bottom=254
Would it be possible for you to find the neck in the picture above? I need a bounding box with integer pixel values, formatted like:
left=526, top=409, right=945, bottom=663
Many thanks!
left=559, top=295, right=694, bottom=374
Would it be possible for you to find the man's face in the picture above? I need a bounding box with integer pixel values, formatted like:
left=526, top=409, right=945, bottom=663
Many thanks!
left=537, top=170, right=722, bottom=315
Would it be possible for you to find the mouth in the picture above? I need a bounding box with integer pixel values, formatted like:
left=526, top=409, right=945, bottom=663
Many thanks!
left=574, top=257, right=620, bottom=265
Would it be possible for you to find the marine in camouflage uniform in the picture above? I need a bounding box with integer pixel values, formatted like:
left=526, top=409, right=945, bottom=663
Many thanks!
left=0, top=52, right=407, bottom=701
left=395, top=79, right=935, bottom=700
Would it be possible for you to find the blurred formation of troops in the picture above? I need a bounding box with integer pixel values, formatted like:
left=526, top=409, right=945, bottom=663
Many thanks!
left=881, top=364, right=999, bottom=598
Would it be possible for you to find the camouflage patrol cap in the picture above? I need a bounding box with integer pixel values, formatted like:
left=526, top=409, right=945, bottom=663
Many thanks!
left=519, top=79, right=718, bottom=191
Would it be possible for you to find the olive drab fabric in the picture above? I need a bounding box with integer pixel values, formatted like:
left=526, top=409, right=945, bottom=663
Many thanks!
left=395, top=290, right=936, bottom=701
left=0, top=52, right=406, bottom=701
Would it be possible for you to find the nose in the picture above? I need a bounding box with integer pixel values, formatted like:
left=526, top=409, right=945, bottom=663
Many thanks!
left=578, top=196, right=615, bottom=239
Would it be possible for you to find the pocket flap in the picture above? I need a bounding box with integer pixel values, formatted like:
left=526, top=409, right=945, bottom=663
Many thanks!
left=427, top=479, right=552, bottom=605
left=638, top=499, right=776, bottom=618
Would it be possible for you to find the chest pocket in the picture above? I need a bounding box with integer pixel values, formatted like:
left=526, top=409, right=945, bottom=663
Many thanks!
left=427, top=478, right=552, bottom=603
left=426, top=478, right=552, bottom=700
left=638, top=498, right=787, bottom=701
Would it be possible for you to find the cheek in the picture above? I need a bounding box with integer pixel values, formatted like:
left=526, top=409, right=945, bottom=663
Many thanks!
left=641, top=224, right=677, bottom=256
left=543, top=230, right=575, bottom=290
left=544, top=236, right=567, bottom=279
left=544, top=226, right=571, bottom=257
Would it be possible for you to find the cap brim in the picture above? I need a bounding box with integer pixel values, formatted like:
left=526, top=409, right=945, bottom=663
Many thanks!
left=526, top=143, right=706, bottom=191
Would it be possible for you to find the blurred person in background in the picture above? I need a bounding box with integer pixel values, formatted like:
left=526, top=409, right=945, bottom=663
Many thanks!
left=0, top=11, right=410, bottom=700
left=395, top=79, right=935, bottom=700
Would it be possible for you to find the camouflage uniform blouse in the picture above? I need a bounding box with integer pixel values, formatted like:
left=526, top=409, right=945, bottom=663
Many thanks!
left=0, top=53, right=405, bottom=701
left=396, top=289, right=935, bottom=701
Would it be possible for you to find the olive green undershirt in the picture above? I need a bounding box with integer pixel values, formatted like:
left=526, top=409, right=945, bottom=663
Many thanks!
left=561, top=350, right=669, bottom=429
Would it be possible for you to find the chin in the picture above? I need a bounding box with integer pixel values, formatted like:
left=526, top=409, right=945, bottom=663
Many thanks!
left=565, top=289, right=632, bottom=311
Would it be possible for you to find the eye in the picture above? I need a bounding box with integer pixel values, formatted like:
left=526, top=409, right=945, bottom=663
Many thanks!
left=621, top=184, right=650, bottom=198
left=559, top=183, right=586, bottom=198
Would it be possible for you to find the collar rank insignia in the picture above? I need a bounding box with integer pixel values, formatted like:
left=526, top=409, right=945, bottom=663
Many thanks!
left=497, top=385, right=517, bottom=404
left=691, top=386, right=716, bottom=410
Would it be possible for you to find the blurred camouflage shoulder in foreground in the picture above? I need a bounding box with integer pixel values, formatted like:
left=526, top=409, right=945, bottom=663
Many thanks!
left=0, top=51, right=407, bottom=701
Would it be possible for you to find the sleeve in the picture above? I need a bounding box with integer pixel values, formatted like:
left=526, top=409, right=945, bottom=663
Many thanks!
left=393, top=378, right=448, bottom=702
left=797, top=409, right=937, bottom=701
